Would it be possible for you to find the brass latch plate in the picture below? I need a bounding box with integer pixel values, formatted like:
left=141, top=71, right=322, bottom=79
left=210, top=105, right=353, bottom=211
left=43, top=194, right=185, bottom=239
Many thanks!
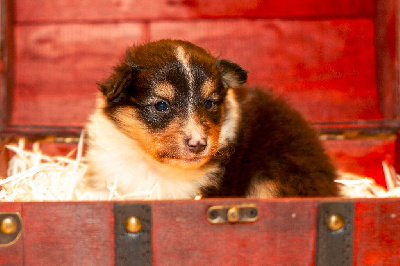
left=206, top=204, right=259, bottom=224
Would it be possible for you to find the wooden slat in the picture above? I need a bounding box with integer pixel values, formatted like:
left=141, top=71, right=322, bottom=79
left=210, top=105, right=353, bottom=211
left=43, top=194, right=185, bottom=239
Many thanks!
left=1, top=125, right=82, bottom=138
left=0, top=0, right=15, bottom=131
left=0, top=200, right=400, bottom=264
left=15, top=0, right=375, bottom=23
left=10, top=19, right=381, bottom=126
left=354, top=199, right=400, bottom=264
left=22, top=202, right=114, bottom=265
left=323, top=138, right=396, bottom=187
left=152, top=199, right=317, bottom=265
left=375, top=0, right=400, bottom=120
left=0, top=138, right=10, bottom=178
left=11, top=23, right=145, bottom=126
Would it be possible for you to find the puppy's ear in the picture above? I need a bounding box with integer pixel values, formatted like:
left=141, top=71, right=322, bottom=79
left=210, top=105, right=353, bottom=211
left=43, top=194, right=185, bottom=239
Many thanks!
left=99, top=51, right=141, bottom=100
left=217, top=60, right=248, bottom=88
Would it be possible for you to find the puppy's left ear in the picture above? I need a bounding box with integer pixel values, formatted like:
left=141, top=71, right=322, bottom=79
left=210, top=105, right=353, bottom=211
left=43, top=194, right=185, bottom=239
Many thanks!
left=217, top=59, right=248, bottom=88
left=99, top=49, right=141, bottom=100
left=98, top=64, right=141, bottom=100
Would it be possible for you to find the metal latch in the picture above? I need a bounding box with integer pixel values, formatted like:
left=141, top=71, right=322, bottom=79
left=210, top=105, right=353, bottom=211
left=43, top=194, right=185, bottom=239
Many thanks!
left=206, top=204, right=259, bottom=224
left=0, top=212, right=23, bottom=247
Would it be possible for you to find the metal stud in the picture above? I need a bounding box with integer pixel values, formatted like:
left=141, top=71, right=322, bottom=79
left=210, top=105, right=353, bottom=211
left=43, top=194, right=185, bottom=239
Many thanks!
left=0, top=216, right=18, bottom=235
left=327, top=214, right=345, bottom=231
left=227, top=206, right=240, bottom=223
left=125, top=216, right=142, bottom=234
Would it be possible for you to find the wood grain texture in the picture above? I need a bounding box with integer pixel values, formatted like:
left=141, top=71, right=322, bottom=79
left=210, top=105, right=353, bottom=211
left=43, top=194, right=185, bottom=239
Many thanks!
left=323, top=139, right=396, bottom=187
left=152, top=199, right=317, bottom=266
left=354, top=199, right=400, bottom=265
left=22, top=202, right=114, bottom=265
left=12, top=23, right=145, bottom=126
left=11, top=19, right=381, bottom=126
left=0, top=0, right=15, bottom=131
left=151, top=19, right=381, bottom=123
left=1, top=199, right=400, bottom=264
left=15, top=0, right=374, bottom=22
left=375, top=0, right=400, bottom=120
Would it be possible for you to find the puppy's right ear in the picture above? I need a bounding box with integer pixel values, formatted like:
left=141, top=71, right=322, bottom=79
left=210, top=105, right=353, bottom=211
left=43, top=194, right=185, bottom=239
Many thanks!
left=217, top=59, right=248, bottom=89
left=99, top=51, right=140, bottom=100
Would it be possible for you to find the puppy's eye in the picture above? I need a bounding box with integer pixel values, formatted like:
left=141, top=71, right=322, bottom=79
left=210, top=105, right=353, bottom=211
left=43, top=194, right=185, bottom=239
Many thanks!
left=154, top=101, right=169, bottom=112
left=204, top=100, right=214, bottom=110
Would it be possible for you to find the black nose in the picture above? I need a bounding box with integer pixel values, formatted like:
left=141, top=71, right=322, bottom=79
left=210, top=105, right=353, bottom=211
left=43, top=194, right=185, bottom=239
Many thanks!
left=186, top=138, right=207, bottom=153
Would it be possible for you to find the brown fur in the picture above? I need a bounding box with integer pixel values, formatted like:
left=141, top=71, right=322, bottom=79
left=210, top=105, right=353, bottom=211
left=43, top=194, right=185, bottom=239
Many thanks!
left=85, top=39, right=338, bottom=199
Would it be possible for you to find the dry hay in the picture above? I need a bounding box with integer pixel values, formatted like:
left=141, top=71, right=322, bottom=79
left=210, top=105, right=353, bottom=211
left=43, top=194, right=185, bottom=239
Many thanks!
left=1, top=137, right=399, bottom=201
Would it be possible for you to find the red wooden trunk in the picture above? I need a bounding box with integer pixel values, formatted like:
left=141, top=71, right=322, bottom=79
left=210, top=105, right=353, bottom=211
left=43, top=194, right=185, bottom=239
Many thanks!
left=1, top=0, right=400, bottom=265
left=0, top=199, right=399, bottom=265
left=1, top=0, right=399, bottom=186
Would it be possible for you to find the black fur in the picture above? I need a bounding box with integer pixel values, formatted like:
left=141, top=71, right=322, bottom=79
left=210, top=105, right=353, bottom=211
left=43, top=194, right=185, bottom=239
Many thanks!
left=203, top=87, right=338, bottom=197
left=97, top=39, right=338, bottom=198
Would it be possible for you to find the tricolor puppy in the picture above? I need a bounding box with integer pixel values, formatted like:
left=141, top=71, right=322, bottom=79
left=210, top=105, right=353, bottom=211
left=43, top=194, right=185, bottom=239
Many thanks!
left=85, top=39, right=338, bottom=199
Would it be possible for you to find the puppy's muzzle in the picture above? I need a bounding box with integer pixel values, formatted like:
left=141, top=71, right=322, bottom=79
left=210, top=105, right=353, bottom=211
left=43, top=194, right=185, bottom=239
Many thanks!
left=186, top=137, right=207, bottom=154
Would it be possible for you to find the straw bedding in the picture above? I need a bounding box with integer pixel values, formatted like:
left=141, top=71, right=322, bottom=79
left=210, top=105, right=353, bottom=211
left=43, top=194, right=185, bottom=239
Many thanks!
left=1, top=137, right=399, bottom=201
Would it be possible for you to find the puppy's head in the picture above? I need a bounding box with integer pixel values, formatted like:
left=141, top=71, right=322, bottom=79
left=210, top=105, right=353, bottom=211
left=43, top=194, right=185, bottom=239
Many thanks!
left=99, top=40, right=247, bottom=169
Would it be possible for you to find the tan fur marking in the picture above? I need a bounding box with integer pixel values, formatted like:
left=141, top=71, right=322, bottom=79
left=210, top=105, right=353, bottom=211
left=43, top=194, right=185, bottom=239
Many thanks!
left=154, top=82, right=176, bottom=101
left=200, top=79, right=217, bottom=98
left=247, top=179, right=279, bottom=198
left=222, top=72, right=242, bottom=88
left=112, top=106, right=220, bottom=170
left=218, top=88, right=240, bottom=149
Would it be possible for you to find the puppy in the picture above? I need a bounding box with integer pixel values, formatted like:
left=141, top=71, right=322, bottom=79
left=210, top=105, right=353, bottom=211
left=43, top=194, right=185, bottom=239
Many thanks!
left=84, top=39, right=338, bottom=200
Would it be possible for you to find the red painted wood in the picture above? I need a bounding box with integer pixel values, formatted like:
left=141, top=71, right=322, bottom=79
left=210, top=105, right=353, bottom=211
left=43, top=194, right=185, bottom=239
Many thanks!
left=15, top=0, right=374, bottom=22
left=12, top=23, right=145, bottom=126
left=1, top=199, right=400, bottom=264
left=152, top=199, right=317, bottom=265
left=150, top=19, right=381, bottom=123
left=0, top=0, right=15, bottom=132
left=375, top=0, right=400, bottom=120
left=323, top=139, right=396, bottom=187
left=354, top=199, right=400, bottom=265
left=10, top=19, right=380, bottom=126
left=395, top=132, right=400, bottom=173
left=22, top=202, right=114, bottom=265
left=0, top=203, right=23, bottom=265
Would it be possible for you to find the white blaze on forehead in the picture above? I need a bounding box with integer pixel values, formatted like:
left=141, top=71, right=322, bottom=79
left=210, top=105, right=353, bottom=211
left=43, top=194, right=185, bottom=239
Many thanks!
left=176, top=46, right=195, bottom=89
left=176, top=46, right=197, bottom=112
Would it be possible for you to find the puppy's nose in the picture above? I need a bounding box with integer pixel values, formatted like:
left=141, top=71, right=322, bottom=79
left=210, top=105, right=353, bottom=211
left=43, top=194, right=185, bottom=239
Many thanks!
left=186, top=138, right=207, bottom=153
